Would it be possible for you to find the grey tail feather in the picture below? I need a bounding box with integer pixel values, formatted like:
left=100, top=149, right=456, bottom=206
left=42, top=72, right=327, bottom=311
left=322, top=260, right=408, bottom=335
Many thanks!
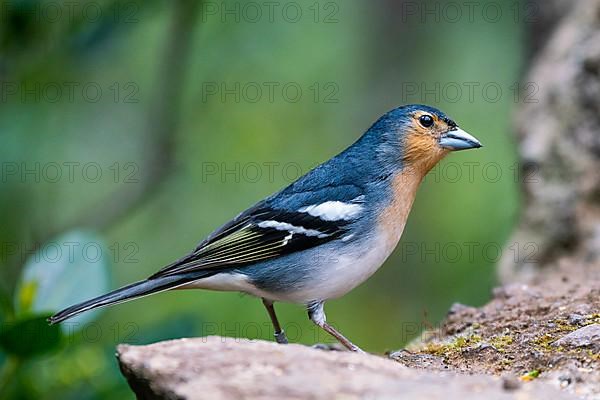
left=48, top=272, right=212, bottom=325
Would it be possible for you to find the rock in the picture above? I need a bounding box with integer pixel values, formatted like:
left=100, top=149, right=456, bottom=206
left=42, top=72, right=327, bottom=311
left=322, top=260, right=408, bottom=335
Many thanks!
left=552, top=324, right=600, bottom=350
left=116, top=337, right=577, bottom=400
left=501, top=376, right=521, bottom=391
left=395, top=271, right=600, bottom=399
left=447, top=303, right=476, bottom=315
left=573, top=304, right=593, bottom=315
left=388, top=349, right=447, bottom=371
left=492, top=284, right=540, bottom=300
left=558, top=375, right=572, bottom=388
left=567, top=314, right=585, bottom=325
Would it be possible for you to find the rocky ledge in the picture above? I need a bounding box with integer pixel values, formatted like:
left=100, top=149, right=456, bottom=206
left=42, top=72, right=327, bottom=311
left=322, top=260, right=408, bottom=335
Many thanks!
left=117, top=336, right=579, bottom=400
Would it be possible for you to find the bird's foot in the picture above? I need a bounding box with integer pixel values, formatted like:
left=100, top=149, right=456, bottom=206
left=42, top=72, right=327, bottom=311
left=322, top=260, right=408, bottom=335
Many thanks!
left=312, top=342, right=343, bottom=351
left=274, top=330, right=288, bottom=344
left=345, top=343, right=366, bottom=354
left=311, top=342, right=363, bottom=352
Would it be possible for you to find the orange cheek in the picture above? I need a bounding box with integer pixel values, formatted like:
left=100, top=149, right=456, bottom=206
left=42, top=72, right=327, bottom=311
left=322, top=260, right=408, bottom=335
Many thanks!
left=403, top=132, right=448, bottom=173
left=404, top=133, right=437, bottom=161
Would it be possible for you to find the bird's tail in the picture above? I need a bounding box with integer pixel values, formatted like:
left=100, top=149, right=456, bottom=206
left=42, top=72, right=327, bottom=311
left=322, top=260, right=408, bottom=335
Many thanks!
left=48, top=273, right=207, bottom=325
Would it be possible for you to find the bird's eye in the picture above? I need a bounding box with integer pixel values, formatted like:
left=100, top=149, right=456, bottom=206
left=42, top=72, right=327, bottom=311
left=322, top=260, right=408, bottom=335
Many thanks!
left=419, top=115, right=434, bottom=128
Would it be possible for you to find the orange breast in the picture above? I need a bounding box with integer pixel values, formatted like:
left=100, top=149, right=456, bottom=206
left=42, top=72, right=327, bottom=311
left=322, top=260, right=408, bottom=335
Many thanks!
left=377, top=168, right=425, bottom=252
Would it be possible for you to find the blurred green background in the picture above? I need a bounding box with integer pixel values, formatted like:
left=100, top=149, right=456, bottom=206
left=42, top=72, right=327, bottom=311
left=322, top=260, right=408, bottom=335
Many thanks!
left=0, top=0, right=524, bottom=397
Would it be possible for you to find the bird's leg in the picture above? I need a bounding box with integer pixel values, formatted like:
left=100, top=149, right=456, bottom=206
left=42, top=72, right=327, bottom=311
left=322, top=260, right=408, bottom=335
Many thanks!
left=262, top=298, right=288, bottom=344
left=307, top=301, right=364, bottom=353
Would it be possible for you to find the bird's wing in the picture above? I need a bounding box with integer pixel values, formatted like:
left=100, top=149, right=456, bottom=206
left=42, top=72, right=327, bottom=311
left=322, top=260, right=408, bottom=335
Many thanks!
left=148, top=185, right=365, bottom=279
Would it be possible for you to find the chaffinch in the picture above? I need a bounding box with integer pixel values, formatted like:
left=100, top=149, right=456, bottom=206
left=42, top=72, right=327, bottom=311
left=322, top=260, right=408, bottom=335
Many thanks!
left=49, top=104, right=482, bottom=352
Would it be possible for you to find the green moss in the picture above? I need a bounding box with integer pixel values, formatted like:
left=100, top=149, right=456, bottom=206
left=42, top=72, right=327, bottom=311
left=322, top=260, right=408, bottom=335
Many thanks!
left=531, top=318, right=600, bottom=363
left=584, top=314, right=600, bottom=325
left=533, top=333, right=557, bottom=351
left=553, top=320, right=578, bottom=334
left=421, top=342, right=450, bottom=356
left=489, top=335, right=513, bottom=352
left=585, top=349, right=599, bottom=360
left=500, top=358, right=514, bottom=366
left=421, top=334, right=482, bottom=357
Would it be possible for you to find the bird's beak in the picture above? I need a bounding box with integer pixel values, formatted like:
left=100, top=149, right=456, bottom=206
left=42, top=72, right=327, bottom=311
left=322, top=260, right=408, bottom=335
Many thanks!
left=439, top=127, right=482, bottom=151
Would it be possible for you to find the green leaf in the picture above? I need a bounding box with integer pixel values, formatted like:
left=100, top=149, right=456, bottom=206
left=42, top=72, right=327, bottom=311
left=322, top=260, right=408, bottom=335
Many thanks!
left=15, top=231, right=111, bottom=330
left=0, top=314, right=62, bottom=358
left=520, top=369, right=542, bottom=381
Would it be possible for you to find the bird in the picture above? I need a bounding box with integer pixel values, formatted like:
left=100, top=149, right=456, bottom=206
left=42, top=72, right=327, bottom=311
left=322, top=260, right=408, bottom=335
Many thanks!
left=48, top=104, right=482, bottom=352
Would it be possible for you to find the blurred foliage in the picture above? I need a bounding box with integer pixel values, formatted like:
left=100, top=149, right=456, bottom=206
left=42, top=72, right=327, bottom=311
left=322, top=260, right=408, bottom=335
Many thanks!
left=15, top=230, right=110, bottom=326
left=0, top=0, right=523, bottom=398
left=0, top=314, right=61, bottom=358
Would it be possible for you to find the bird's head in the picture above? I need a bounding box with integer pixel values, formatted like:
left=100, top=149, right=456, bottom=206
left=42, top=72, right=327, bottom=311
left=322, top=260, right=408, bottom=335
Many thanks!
left=367, top=104, right=482, bottom=176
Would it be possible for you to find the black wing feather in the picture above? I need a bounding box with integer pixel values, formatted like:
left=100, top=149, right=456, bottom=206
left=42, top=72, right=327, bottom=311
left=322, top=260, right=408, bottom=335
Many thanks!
left=148, top=204, right=352, bottom=279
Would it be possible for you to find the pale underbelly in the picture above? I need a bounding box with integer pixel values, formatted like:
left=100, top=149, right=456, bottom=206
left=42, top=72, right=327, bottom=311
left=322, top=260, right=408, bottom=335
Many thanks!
left=277, top=237, right=397, bottom=303
left=181, top=229, right=402, bottom=304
